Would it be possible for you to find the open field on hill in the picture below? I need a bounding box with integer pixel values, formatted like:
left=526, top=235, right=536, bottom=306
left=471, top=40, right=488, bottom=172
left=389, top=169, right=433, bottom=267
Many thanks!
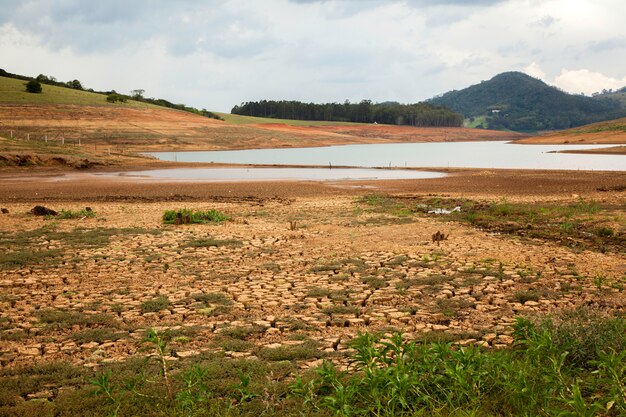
left=0, top=76, right=154, bottom=108
left=0, top=173, right=624, bottom=415
left=519, top=117, right=626, bottom=153
left=0, top=104, right=523, bottom=158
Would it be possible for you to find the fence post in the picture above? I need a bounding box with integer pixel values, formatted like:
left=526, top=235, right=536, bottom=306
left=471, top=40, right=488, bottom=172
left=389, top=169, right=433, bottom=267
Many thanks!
left=45, top=135, right=48, bottom=143
left=62, top=137, right=65, bottom=145
left=27, top=133, right=29, bottom=141
left=9, top=131, right=12, bottom=138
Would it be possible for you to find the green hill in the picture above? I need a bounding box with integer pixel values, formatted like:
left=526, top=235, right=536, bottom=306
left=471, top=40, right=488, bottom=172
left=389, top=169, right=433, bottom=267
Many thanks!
left=428, top=72, right=626, bottom=132
left=0, top=70, right=222, bottom=120
left=0, top=76, right=153, bottom=107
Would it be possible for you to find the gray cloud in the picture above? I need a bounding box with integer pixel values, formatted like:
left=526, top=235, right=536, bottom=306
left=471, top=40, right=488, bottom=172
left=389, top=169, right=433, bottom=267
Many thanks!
left=0, top=0, right=623, bottom=111
left=590, top=37, right=626, bottom=52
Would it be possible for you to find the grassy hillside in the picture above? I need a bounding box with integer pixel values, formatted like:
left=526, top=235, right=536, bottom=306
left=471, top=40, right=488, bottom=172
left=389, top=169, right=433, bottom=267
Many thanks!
left=428, top=72, right=626, bottom=132
left=0, top=76, right=155, bottom=108
left=518, top=116, right=626, bottom=146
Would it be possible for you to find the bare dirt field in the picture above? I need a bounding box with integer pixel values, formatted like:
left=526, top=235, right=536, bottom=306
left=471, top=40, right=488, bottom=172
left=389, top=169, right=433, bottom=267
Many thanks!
left=0, top=170, right=624, bottom=374
left=0, top=104, right=624, bottom=414
left=0, top=105, right=523, bottom=154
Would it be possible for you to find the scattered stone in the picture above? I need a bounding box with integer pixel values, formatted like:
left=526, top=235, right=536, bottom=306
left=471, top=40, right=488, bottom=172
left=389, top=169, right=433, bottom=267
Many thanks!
left=31, top=205, right=57, bottom=216
left=431, top=231, right=449, bottom=245
left=1, top=208, right=8, bottom=214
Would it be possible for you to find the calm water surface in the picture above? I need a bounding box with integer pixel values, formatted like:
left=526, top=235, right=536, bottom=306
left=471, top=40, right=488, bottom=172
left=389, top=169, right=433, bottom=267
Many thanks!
left=108, top=167, right=445, bottom=182
left=148, top=141, right=625, bottom=171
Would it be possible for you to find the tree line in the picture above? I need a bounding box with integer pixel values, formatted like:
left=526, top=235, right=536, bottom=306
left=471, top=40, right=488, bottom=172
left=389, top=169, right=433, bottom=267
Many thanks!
left=231, top=100, right=463, bottom=127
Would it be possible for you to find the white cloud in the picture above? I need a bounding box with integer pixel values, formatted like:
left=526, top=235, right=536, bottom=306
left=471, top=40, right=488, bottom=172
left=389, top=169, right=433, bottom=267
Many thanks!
left=554, top=69, right=626, bottom=95
left=524, top=62, right=546, bottom=80
left=0, top=0, right=625, bottom=111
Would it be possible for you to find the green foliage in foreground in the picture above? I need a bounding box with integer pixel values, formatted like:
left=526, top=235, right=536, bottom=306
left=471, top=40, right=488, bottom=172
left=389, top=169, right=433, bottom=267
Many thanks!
left=0, top=311, right=624, bottom=416
left=57, top=208, right=96, bottom=219
left=162, top=208, right=229, bottom=224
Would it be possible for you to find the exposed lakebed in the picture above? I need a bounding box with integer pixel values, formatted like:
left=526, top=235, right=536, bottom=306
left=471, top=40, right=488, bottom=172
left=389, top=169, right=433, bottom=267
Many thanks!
left=103, top=167, right=446, bottom=182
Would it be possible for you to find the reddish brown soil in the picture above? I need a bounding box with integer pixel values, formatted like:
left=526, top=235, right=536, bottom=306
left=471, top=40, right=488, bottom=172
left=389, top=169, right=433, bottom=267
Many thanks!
left=1, top=168, right=624, bottom=202
left=0, top=104, right=523, bottom=153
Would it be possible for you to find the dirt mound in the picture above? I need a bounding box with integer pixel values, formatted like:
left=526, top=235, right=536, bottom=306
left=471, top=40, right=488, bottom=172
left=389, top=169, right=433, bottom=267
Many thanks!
left=0, top=153, right=103, bottom=169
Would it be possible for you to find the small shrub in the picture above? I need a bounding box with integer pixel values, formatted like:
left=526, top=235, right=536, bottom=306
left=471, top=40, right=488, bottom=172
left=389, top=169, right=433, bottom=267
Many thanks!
left=140, top=296, right=170, bottom=313
left=595, top=226, right=614, bottom=237
left=36, top=309, right=115, bottom=329
left=71, top=328, right=127, bottom=344
left=361, top=276, right=388, bottom=289
left=58, top=209, right=96, bottom=219
left=257, top=341, right=322, bottom=362
left=162, top=209, right=229, bottom=224
left=221, top=326, right=262, bottom=340
left=514, top=290, right=540, bottom=304
left=192, top=292, right=232, bottom=306
left=25, top=80, right=42, bottom=93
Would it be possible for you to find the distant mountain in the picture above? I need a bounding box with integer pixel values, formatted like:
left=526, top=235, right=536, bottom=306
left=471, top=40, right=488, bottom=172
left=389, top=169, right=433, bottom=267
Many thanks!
left=427, top=71, right=626, bottom=132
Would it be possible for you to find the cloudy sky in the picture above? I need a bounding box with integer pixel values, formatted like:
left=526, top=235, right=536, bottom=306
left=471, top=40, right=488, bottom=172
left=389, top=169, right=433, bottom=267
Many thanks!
left=1, top=0, right=625, bottom=111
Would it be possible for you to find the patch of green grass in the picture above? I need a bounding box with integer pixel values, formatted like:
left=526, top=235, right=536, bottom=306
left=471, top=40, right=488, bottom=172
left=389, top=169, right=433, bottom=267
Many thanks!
left=184, top=238, right=242, bottom=247
left=2, top=309, right=624, bottom=416
left=0, top=249, right=63, bottom=269
left=220, top=325, right=263, bottom=340
left=192, top=292, right=232, bottom=306
left=306, top=287, right=332, bottom=298
left=361, top=275, right=388, bottom=289
left=162, top=208, right=229, bottom=224
left=257, top=340, right=322, bottom=362
left=71, top=328, right=127, bottom=344
left=35, top=309, right=116, bottom=330
left=219, top=338, right=253, bottom=352
left=0, top=75, right=154, bottom=108
left=0, top=226, right=161, bottom=253
left=513, top=289, right=540, bottom=304
left=57, top=209, right=96, bottom=219
left=321, top=305, right=360, bottom=316
left=140, top=296, right=170, bottom=313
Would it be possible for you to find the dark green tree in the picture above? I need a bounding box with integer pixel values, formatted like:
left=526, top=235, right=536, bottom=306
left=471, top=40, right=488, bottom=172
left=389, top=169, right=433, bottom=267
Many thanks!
left=25, top=80, right=42, bottom=93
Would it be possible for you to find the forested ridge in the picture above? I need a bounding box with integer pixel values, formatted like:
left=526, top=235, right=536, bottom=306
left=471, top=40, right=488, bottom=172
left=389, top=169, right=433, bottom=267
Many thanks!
left=231, top=100, right=464, bottom=127
left=428, top=71, right=626, bottom=132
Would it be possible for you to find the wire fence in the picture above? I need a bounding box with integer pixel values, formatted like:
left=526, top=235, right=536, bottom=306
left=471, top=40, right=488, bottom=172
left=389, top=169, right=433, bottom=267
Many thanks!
left=0, top=128, right=130, bottom=155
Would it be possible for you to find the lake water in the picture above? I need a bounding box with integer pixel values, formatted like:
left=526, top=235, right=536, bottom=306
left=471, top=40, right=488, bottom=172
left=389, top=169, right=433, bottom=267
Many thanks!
left=108, top=167, right=445, bottom=182
left=147, top=141, right=625, bottom=171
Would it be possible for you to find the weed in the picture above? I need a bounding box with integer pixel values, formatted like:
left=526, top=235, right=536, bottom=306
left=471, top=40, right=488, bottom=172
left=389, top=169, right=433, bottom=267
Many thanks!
left=257, top=341, right=322, bottom=362
left=36, top=309, right=115, bottom=329
left=162, top=208, right=228, bottom=224
left=57, top=208, right=96, bottom=219
left=221, top=325, right=263, bottom=340
left=321, top=305, right=360, bottom=316
left=71, top=328, right=127, bottom=344
left=140, top=296, right=170, bottom=313
left=184, top=238, right=242, bottom=248
left=361, top=275, right=388, bottom=289
left=192, top=292, right=232, bottom=306
left=0, top=249, right=62, bottom=269
left=306, top=287, right=332, bottom=298
left=513, top=290, right=540, bottom=304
